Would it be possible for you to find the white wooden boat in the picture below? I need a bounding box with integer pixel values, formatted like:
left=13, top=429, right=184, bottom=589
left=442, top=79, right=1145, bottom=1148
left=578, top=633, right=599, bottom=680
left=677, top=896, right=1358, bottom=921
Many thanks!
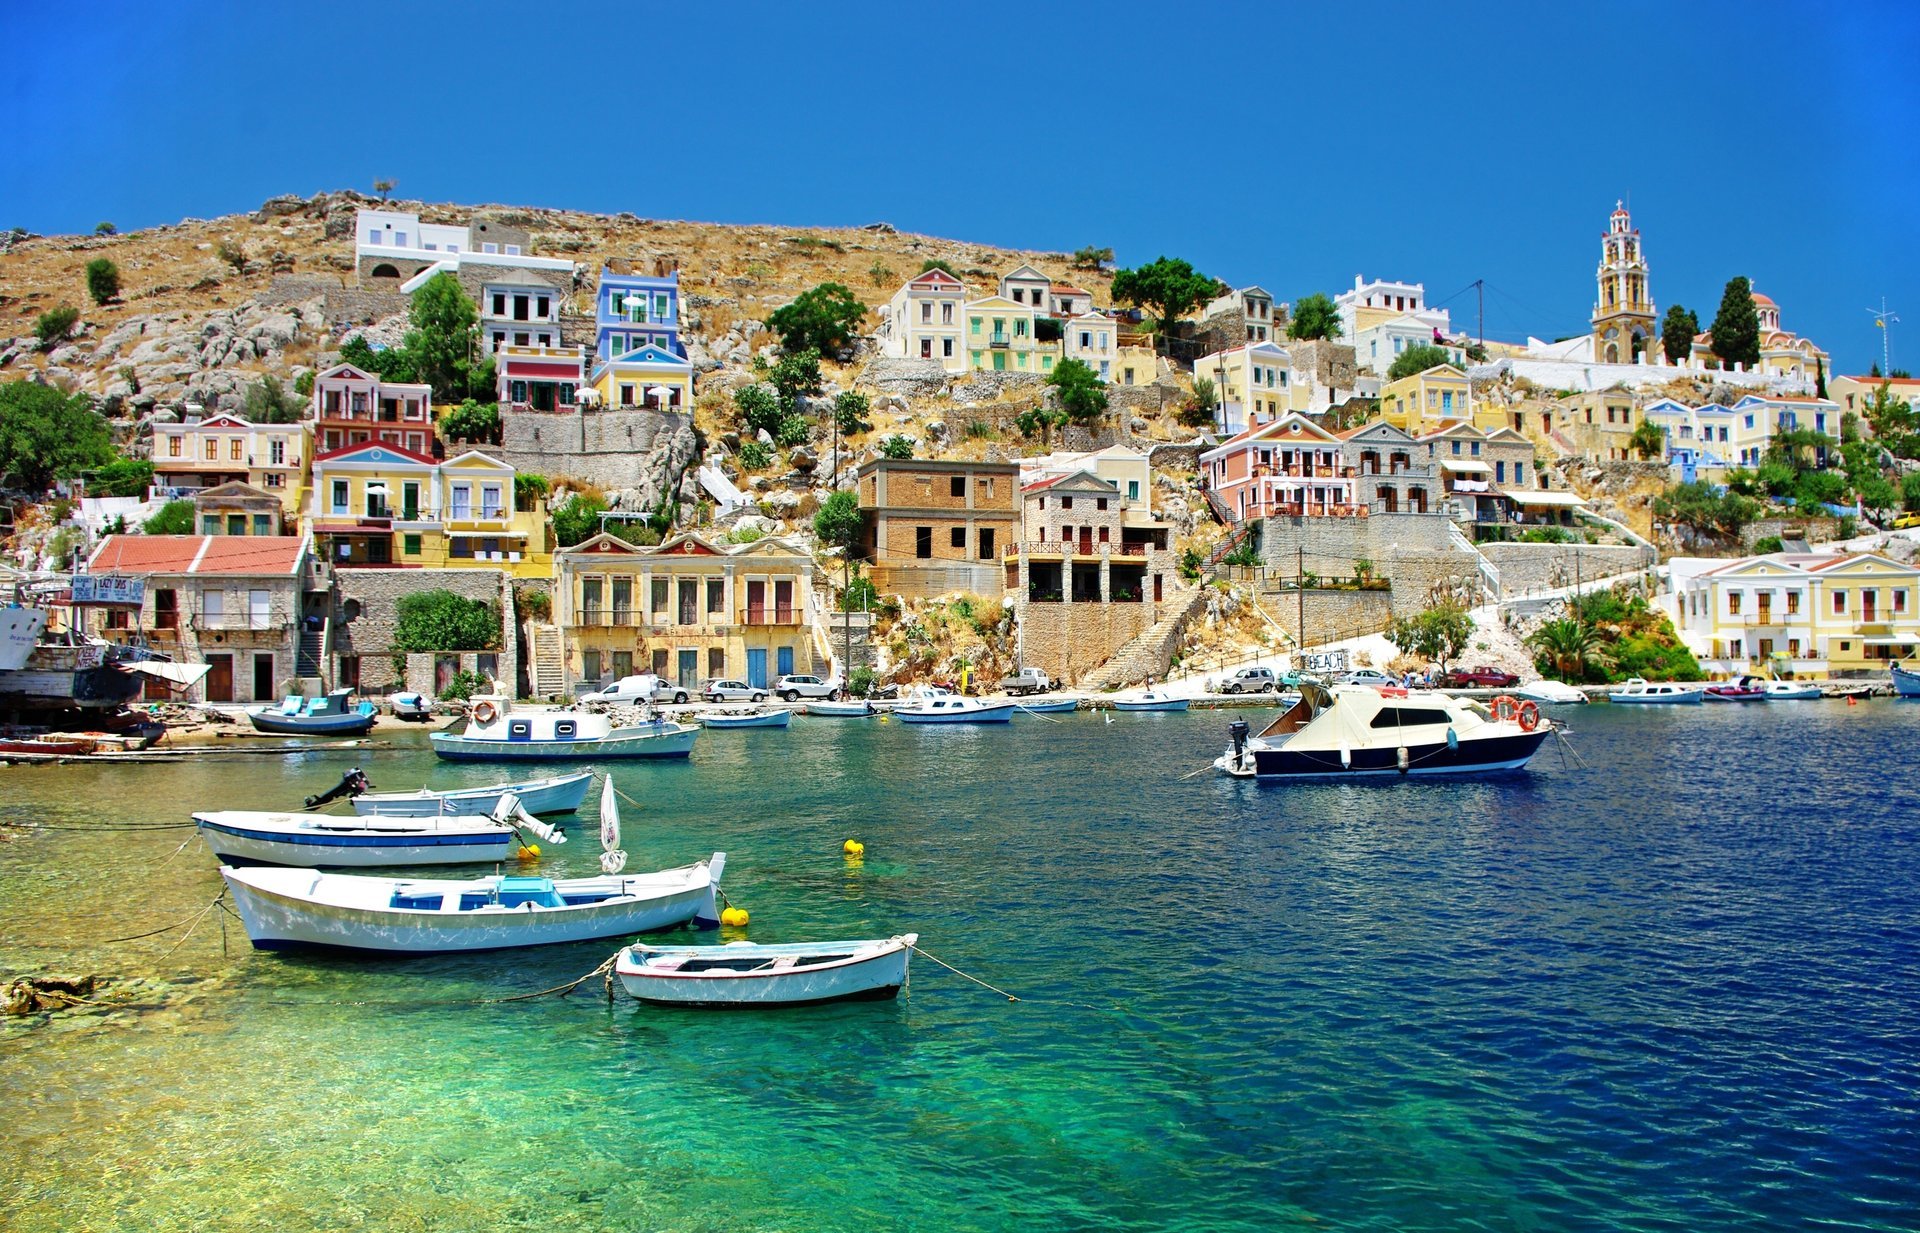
left=389, top=691, right=433, bottom=722
left=194, top=800, right=563, bottom=868
left=1607, top=678, right=1705, bottom=704
left=432, top=695, right=698, bottom=761
left=700, top=708, right=791, bottom=729
left=1015, top=698, right=1079, bottom=714
left=1214, top=683, right=1551, bottom=780
left=806, top=700, right=878, bottom=717
left=893, top=690, right=1015, bottom=723
left=1111, top=689, right=1190, bottom=712
left=350, top=770, right=596, bottom=818
left=220, top=852, right=725, bottom=954
left=1515, top=680, right=1589, bottom=705
left=1760, top=680, right=1823, bottom=700
left=615, top=934, right=917, bottom=1008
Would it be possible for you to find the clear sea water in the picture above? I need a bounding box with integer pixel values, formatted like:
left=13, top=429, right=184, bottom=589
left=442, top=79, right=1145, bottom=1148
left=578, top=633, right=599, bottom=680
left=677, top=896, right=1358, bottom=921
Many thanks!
left=2, top=703, right=1918, bottom=1232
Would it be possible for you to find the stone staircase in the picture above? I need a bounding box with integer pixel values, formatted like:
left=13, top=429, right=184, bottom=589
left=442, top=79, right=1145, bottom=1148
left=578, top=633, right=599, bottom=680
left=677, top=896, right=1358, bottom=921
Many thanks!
left=296, top=625, right=325, bottom=679
left=528, top=623, right=566, bottom=699
left=1078, top=586, right=1213, bottom=690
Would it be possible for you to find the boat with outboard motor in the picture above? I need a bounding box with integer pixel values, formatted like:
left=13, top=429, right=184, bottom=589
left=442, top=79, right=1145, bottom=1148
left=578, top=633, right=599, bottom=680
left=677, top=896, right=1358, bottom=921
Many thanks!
left=1111, top=689, right=1190, bottom=712
left=431, top=695, right=698, bottom=761
left=1704, top=676, right=1767, bottom=702
left=389, top=691, right=433, bottom=722
left=1893, top=662, right=1920, bottom=698
left=196, top=791, right=567, bottom=868
left=248, top=688, right=378, bottom=735
left=1758, top=680, right=1823, bottom=700
left=1608, top=678, right=1706, bottom=704
left=892, top=685, right=1014, bottom=724
left=1015, top=697, right=1079, bottom=714
left=700, top=708, right=791, bottom=729
left=299, top=768, right=597, bottom=818
left=806, top=699, right=878, bottom=717
left=1214, top=682, right=1552, bottom=780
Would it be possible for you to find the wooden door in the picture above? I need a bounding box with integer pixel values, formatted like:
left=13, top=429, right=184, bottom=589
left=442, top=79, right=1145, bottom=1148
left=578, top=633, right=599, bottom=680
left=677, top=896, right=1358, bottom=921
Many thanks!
left=746, top=580, right=766, bottom=623
left=204, top=654, right=233, bottom=703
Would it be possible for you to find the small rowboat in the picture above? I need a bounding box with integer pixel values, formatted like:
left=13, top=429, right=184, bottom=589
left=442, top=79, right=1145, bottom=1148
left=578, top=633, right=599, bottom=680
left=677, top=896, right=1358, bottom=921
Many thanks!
left=700, top=708, right=791, bottom=729
left=1759, top=680, right=1823, bottom=700
left=350, top=770, right=596, bottom=818
left=1893, top=662, right=1920, bottom=698
left=195, top=809, right=529, bottom=868
left=614, top=934, right=917, bottom=1008
left=1110, top=690, right=1190, bottom=712
left=221, top=852, right=725, bottom=954
left=389, top=691, right=433, bottom=722
left=1016, top=698, right=1079, bottom=714
left=248, top=689, right=378, bottom=736
left=806, top=700, right=878, bottom=717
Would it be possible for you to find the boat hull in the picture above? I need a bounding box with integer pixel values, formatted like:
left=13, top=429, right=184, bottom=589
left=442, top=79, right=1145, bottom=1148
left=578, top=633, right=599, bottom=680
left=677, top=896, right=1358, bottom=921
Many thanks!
left=221, top=858, right=723, bottom=954
left=1608, top=691, right=1704, bottom=704
left=1893, top=665, right=1920, bottom=698
left=702, top=711, right=791, bottom=729
left=248, top=711, right=378, bottom=736
left=615, top=937, right=913, bottom=1008
left=430, top=727, right=698, bottom=761
left=1111, top=700, right=1190, bottom=712
left=806, top=701, right=877, bottom=717
left=894, top=704, right=1015, bottom=724
left=1248, top=729, right=1550, bottom=779
left=352, top=772, right=595, bottom=818
left=197, top=813, right=514, bottom=868
left=1761, top=686, right=1823, bottom=700
left=1016, top=699, right=1079, bottom=714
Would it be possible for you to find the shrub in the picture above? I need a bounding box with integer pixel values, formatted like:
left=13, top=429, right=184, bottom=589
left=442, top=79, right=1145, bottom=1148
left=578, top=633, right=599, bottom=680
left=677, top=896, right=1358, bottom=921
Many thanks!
left=216, top=237, right=248, bottom=271
left=1048, top=358, right=1108, bottom=424
left=1179, top=547, right=1203, bottom=581
left=294, top=371, right=315, bottom=397
left=1752, top=534, right=1785, bottom=554
left=766, top=284, right=865, bottom=356
left=439, top=669, right=489, bottom=701
left=551, top=496, right=607, bottom=547
left=867, top=260, right=895, bottom=289
left=840, top=573, right=878, bottom=612
left=143, top=499, right=195, bottom=534
left=1518, top=526, right=1571, bottom=543
left=737, top=440, right=771, bottom=471
left=734, top=385, right=782, bottom=438
left=242, top=375, right=303, bottom=423
left=85, top=258, right=120, bottom=305
left=393, top=590, right=499, bottom=652
left=36, top=306, right=79, bottom=345
left=776, top=414, right=809, bottom=447
left=90, top=456, right=153, bottom=498
left=1387, top=343, right=1452, bottom=381
left=848, top=666, right=877, bottom=696
left=1222, top=540, right=1261, bottom=568
left=94, top=221, right=117, bottom=235
left=833, top=390, right=872, bottom=437
left=878, top=434, right=914, bottom=459
left=438, top=399, right=501, bottom=443
left=514, top=472, right=550, bottom=512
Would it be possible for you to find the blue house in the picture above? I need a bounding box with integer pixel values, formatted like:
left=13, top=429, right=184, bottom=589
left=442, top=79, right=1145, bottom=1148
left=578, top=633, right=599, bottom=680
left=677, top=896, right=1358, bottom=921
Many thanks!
left=596, top=269, right=684, bottom=363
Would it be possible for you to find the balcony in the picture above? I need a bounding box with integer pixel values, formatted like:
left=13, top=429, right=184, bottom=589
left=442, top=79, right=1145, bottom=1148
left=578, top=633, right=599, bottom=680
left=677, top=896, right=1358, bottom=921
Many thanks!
left=508, top=400, right=579, bottom=415
left=611, top=606, right=635, bottom=626
left=580, top=606, right=606, bottom=625
left=988, top=333, right=1011, bottom=348
left=192, top=611, right=286, bottom=632
left=744, top=607, right=799, bottom=626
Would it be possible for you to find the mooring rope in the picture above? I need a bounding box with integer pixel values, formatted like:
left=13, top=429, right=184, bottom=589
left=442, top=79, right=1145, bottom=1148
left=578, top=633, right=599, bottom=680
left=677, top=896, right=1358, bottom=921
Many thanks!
left=905, top=942, right=1019, bottom=1002
left=89, top=893, right=229, bottom=945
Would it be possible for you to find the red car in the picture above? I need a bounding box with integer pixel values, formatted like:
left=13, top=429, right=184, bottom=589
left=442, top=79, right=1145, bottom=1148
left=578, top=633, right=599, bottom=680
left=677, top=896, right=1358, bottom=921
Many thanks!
left=1440, top=666, right=1521, bottom=689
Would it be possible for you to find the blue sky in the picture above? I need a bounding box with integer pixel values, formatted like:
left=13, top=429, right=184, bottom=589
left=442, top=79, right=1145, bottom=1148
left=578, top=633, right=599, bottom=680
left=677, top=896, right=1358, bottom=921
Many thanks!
left=7, top=1, right=1916, bottom=374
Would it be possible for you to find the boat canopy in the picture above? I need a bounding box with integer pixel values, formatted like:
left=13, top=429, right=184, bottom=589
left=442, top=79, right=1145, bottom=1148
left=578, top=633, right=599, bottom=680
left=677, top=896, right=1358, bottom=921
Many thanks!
left=124, top=659, right=212, bottom=688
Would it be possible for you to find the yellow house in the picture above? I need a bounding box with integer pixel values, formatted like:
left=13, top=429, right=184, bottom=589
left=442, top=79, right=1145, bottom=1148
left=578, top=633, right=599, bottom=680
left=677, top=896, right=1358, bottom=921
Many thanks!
left=555, top=530, right=819, bottom=693
left=964, top=295, right=1055, bottom=374
left=1381, top=364, right=1472, bottom=435
left=1673, top=551, right=1920, bottom=677
left=151, top=412, right=310, bottom=517
left=589, top=342, right=695, bottom=413
left=308, top=441, right=550, bottom=576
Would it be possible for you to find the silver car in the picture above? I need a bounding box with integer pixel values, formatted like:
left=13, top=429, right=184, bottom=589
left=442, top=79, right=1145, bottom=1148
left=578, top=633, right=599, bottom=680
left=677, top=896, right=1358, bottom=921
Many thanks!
left=703, top=678, right=766, bottom=703
left=774, top=673, right=843, bottom=701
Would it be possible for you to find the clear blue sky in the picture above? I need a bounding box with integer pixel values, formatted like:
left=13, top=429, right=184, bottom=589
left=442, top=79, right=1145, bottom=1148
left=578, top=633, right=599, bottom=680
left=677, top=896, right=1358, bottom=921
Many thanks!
left=7, top=1, right=1916, bottom=374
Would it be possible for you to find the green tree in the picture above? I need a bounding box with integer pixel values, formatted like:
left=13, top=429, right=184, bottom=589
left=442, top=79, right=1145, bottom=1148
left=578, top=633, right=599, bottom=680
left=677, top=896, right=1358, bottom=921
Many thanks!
left=1862, top=381, right=1919, bottom=458
left=769, top=347, right=822, bottom=414
left=1902, top=471, right=1920, bottom=511
left=833, top=390, right=871, bottom=436
left=1752, top=534, right=1785, bottom=554
left=1765, top=426, right=1835, bottom=475
left=402, top=272, right=488, bottom=400
left=1660, top=304, right=1698, bottom=364
left=1815, top=356, right=1827, bottom=399
left=867, top=259, right=895, bottom=288
left=1047, top=357, right=1108, bottom=424
left=918, top=258, right=960, bottom=278
left=1384, top=603, right=1476, bottom=669
left=373, top=178, right=396, bottom=202
left=1628, top=418, right=1666, bottom=460
left=89, top=456, right=153, bottom=498
left=242, top=375, right=303, bottom=424
left=1526, top=618, right=1613, bottom=683
left=1856, top=473, right=1898, bottom=519
left=767, top=283, right=866, bottom=357
left=35, top=306, right=79, bottom=345
left=94, top=221, right=117, bottom=235
left=1181, top=376, right=1219, bottom=428
left=1072, top=246, right=1114, bottom=270
left=142, top=499, right=196, bottom=535
left=513, top=472, right=550, bottom=512
left=1016, top=403, right=1067, bottom=446
left=1386, top=343, right=1452, bottom=381
left=878, top=434, right=914, bottom=459
left=1708, top=276, right=1761, bottom=370
left=438, top=399, right=501, bottom=443
left=551, top=496, right=608, bottom=547
left=338, top=333, right=416, bottom=382
left=1286, top=292, right=1342, bottom=341
left=1651, top=481, right=1760, bottom=538
left=0, top=380, right=115, bottom=490
left=812, top=489, right=864, bottom=553
left=293, top=370, right=315, bottom=397
left=1108, top=256, right=1220, bottom=352
left=85, top=257, right=120, bottom=305
left=734, top=384, right=783, bottom=439
left=393, top=589, right=499, bottom=652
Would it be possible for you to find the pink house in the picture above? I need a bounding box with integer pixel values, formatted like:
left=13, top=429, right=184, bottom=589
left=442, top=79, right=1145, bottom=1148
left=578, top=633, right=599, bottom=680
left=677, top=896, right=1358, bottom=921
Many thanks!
left=1198, top=413, right=1360, bottom=521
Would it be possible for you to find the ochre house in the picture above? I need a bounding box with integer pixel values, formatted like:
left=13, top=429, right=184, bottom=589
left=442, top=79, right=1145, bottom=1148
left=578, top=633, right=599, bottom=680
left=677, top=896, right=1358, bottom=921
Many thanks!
left=308, top=442, right=550, bottom=576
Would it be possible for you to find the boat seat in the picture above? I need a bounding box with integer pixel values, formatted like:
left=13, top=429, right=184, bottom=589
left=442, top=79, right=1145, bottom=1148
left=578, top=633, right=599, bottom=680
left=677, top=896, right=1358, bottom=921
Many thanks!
left=644, top=956, right=686, bottom=971
left=767, top=955, right=800, bottom=969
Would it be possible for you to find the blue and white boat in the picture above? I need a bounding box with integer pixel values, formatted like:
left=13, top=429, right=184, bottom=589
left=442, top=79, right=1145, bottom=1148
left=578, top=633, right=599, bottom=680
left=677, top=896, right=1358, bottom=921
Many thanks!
left=806, top=699, right=878, bottom=717
left=1215, top=682, right=1551, bottom=780
left=1607, top=678, right=1706, bottom=704
left=431, top=695, right=698, bottom=762
left=351, top=770, right=596, bottom=818
left=1015, top=697, right=1079, bottom=714
left=1893, top=662, right=1920, bottom=698
left=616, top=933, right=918, bottom=1008
left=892, top=687, right=1014, bottom=724
left=1760, top=680, right=1824, bottom=701
left=220, top=852, right=725, bottom=954
left=195, top=796, right=567, bottom=868
left=700, top=708, right=791, bottom=729
left=1110, top=689, right=1190, bottom=712
left=247, top=688, right=378, bottom=736
left=389, top=691, right=433, bottom=722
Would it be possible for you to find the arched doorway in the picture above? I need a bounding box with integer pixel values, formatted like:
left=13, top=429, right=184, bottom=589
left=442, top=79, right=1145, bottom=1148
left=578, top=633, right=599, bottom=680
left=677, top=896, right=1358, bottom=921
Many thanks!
left=370, top=263, right=401, bottom=279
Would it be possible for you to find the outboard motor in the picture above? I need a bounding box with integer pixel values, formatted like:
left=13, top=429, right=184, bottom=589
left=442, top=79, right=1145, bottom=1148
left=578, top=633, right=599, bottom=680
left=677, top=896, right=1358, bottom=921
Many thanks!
left=304, top=767, right=373, bottom=811
left=1228, top=718, right=1251, bottom=766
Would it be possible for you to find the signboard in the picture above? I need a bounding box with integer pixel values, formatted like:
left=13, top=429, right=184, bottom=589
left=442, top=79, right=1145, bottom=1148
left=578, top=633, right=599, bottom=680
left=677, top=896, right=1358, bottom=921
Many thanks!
left=1303, top=649, right=1349, bottom=675
left=70, top=575, right=146, bottom=606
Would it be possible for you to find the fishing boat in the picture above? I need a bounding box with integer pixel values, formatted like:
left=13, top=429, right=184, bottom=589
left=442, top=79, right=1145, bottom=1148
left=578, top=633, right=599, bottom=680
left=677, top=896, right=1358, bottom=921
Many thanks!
left=1514, top=679, right=1589, bottom=705
left=347, top=770, right=597, bottom=818
left=220, top=852, right=726, bottom=954
left=1607, top=678, right=1706, bottom=704
left=1759, top=680, right=1823, bottom=701
left=0, top=734, right=96, bottom=756
left=196, top=794, right=566, bottom=868
left=389, top=691, right=433, bottom=722
left=806, top=699, right=878, bottom=717
left=1015, top=697, right=1079, bottom=714
left=700, top=708, right=791, bottom=729
left=614, top=934, right=918, bottom=1008
left=1214, top=683, right=1552, bottom=780
left=1704, top=676, right=1767, bottom=702
left=1110, top=689, right=1190, bottom=712
left=248, top=689, right=378, bottom=736
left=892, top=687, right=1015, bottom=724
left=0, top=604, right=49, bottom=672
left=431, top=695, right=698, bottom=761
left=1893, top=662, right=1920, bottom=698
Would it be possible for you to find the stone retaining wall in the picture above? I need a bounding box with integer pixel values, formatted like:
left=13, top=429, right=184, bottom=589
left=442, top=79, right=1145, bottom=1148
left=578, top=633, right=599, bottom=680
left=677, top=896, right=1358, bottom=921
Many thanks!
left=1015, top=598, right=1155, bottom=686
left=1478, top=542, right=1654, bottom=596
left=501, top=408, right=694, bottom=490
left=1256, top=513, right=1479, bottom=616
left=1245, top=586, right=1394, bottom=649
left=331, top=568, right=508, bottom=690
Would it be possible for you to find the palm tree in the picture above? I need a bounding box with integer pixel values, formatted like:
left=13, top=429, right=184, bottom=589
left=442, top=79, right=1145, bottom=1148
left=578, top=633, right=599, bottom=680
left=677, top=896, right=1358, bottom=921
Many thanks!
left=1526, top=618, right=1613, bottom=682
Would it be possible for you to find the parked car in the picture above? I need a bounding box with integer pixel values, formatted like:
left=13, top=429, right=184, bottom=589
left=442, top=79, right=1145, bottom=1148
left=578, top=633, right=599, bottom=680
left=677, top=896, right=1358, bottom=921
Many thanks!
left=577, top=674, right=692, bottom=706
left=1438, top=666, right=1522, bottom=689
left=702, top=678, right=766, bottom=703
left=998, top=667, right=1053, bottom=696
left=774, top=673, right=843, bottom=702
left=1220, top=666, right=1277, bottom=694
left=1893, top=512, right=1920, bottom=530
left=1336, top=668, right=1400, bottom=688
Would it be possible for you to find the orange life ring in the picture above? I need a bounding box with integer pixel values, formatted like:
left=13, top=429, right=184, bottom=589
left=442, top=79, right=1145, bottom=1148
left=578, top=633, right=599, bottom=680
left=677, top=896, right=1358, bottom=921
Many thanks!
left=471, top=700, right=499, bottom=725
left=1516, top=700, right=1541, bottom=732
left=1491, top=694, right=1520, bottom=723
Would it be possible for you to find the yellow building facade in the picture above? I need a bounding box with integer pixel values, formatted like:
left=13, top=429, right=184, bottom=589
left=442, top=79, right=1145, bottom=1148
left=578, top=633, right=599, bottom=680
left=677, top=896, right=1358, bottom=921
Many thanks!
left=308, top=442, right=549, bottom=576
left=1381, top=364, right=1473, bottom=435
left=964, top=295, right=1056, bottom=374
left=1674, top=551, right=1920, bottom=677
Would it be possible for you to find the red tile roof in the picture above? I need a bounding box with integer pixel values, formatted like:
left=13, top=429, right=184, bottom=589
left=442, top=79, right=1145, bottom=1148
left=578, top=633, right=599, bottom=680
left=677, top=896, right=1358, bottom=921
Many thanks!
left=86, top=535, right=307, bottom=577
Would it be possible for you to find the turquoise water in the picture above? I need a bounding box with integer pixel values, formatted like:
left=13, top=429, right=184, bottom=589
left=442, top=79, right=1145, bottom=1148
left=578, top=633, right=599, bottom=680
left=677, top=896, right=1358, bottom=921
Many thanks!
left=3, top=704, right=1918, bottom=1231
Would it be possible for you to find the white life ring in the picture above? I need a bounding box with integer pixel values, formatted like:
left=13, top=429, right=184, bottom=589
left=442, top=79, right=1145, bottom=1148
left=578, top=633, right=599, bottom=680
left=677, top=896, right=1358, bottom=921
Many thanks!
left=471, top=700, right=499, bottom=725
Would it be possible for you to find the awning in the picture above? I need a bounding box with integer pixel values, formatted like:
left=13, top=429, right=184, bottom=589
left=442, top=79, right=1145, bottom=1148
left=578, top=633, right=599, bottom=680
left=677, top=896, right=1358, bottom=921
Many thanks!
left=1861, top=636, right=1920, bottom=645
left=1502, top=490, right=1589, bottom=508
left=123, top=660, right=212, bottom=688
left=1440, top=459, right=1491, bottom=473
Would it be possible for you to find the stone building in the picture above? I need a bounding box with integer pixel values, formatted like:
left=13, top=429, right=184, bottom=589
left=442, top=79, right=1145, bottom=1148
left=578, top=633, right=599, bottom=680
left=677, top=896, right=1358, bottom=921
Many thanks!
left=1591, top=202, right=1656, bottom=365
left=856, top=458, right=1020, bottom=599
left=1337, top=421, right=1439, bottom=514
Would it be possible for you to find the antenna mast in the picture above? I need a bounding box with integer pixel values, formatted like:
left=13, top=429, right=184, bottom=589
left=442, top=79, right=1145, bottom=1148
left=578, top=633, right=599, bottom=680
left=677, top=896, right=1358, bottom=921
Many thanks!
left=1866, top=298, right=1900, bottom=375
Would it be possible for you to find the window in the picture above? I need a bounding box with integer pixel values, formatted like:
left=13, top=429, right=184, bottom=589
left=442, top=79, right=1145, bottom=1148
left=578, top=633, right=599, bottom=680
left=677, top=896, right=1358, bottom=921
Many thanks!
left=270, top=439, right=285, bottom=465
left=481, top=485, right=503, bottom=518
left=1096, top=498, right=1108, bottom=511
left=920, top=340, right=932, bottom=359
left=1728, top=592, right=1742, bottom=615
left=978, top=528, right=995, bottom=559
left=1896, top=590, right=1908, bottom=614
left=204, top=439, right=217, bottom=461
left=538, top=296, right=550, bottom=318
left=201, top=514, right=220, bottom=535
left=451, top=484, right=472, bottom=520
left=1515, top=464, right=1525, bottom=485
left=582, top=650, right=601, bottom=683
left=230, top=439, right=243, bottom=461
left=943, top=338, right=954, bottom=358
left=921, top=302, right=932, bottom=323
left=950, top=527, right=966, bottom=549
left=330, top=479, right=348, bottom=514
left=970, top=317, right=981, bottom=336
left=1369, top=707, right=1454, bottom=728
left=505, top=245, right=520, bottom=256
left=709, top=647, right=725, bottom=678
left=227, top=513, right=246, bottom=536
left=915, top=527, right=933, bottom=559
left=492, top=294, right=506, bottom=316
left=707, top=578, right=725, bottom=615
left=941, top=303, right=953, bottom=325
left=1495, top=461, right=1506, bottom=482
left=1127, top=480, right=1140, bottom=502
left=651, top=579, right=669, bottom=614
left=1833, top=590, right=1847, bottom=614
left=1786, top=590, right=1800, bottom=614
left=450, top=537, right=472, bottom=559
left=403, top=534, right=422, bottom=556
left=950, top=476, right=966, bottom=498
left=168, top=436, right=181, bottom=457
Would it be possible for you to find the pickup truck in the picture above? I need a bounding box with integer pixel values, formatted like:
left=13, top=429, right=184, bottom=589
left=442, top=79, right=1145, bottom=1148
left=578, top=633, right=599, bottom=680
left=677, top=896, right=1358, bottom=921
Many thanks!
left=998, top=667, right=1053, bottom=696
left=1438, top=666, right=1521, bottom=689
left=577, top=674, right=692, bottom=705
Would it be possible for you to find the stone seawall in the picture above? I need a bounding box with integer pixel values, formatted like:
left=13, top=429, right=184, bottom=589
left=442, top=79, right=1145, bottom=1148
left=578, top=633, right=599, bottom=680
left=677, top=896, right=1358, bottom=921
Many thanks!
left=1478, top=542, right=1654, bottom=596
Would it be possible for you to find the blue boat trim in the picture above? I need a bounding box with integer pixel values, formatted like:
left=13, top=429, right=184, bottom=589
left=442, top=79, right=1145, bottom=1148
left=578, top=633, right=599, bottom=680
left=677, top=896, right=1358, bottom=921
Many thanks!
left=196, top=820, right=508, bottom=847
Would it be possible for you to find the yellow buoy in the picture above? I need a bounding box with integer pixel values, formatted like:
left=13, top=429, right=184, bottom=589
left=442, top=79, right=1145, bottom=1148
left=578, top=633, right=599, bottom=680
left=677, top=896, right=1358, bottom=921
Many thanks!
left=516, top=844, right=541, bottom=861
left=720, top=906, right=750, bottom=927
left=843, top=839, right=865, bottom=856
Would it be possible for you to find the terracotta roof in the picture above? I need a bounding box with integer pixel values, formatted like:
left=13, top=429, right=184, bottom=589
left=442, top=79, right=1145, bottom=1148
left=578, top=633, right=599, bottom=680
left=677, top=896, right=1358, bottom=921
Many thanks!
left=1050, top=283, right=1090, bottom=295
left=1752, top=292, right=1776, bottom=306
left=86, top=534, right=307, bottom=577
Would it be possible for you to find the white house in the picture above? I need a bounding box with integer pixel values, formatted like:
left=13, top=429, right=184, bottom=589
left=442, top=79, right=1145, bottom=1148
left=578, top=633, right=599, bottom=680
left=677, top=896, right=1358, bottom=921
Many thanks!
left=356, top=209, right=470, bottom=262
left=480, top=276, right=564, bottom=354
left=999, top=264, right=1052, bottom=313
left=1194, top=340, right=1294, bottom=435
left=880, top=268, right=969, bottom=373
left=1336, top=275, right=1447, bottom=342
left=1063, top=312, right=1117, bottom=381
left=1353, top=311, right=1462, bottom=376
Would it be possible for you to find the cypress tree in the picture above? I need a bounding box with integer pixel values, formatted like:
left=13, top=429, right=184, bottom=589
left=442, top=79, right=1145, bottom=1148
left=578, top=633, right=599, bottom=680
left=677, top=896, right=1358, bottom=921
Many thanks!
left=1708, top=277, right=1761, bottom=371
left=1660, top=304, right=1698, bottom=365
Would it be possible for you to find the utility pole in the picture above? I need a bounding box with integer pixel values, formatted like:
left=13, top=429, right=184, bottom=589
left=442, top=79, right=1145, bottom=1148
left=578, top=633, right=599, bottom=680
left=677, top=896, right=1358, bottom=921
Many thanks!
left=1297, top=545, right=1306, bottom=661
left=1475, top=279, right=1484, bottom=348
left=1866, top=299, right=1900, bottom=376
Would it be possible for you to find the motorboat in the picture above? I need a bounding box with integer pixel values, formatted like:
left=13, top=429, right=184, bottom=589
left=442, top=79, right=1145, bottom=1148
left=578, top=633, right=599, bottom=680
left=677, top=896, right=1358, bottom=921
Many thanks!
left=220, top=852, right=726, bottom=954
left=1759, top=680, right=1823, bottom=700
left=1893, top=662, right=1920, bottom=698
left=248, top=689, right=378, bottom=736
left=1704, top=676, right=1767, bottom=702
left=1014, top=697, right=1079, bottom=714
left=196, top=793, right=566, bottom=868
left=1110, top=689, right=1190, bottom=712
left=806, top=699, right=878, bottom=717
left=699, top=708, right=791, bottom=729
left=335, top=770, right=596, bottom=818
left=1, top=605, right=49, bottom=671
left=615, top=934, right=917, bottom=1008
left=1607, top=678, right=1706, bottom=704
left=431, top=695, right=698, bottom=761
left=1214, top=682, right=1552, bottom=780
left=892, top=686, right=1015, bottom=723
left=1514, top=679, right=1589, bottom=705
left=389, top=691, right=433, bottom=722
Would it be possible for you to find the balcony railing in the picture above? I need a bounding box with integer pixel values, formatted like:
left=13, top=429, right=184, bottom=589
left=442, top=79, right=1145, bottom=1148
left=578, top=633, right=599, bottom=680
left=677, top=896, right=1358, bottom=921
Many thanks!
left=580, top=606, right=606, bottom=625
left=611, top=606, right=635, bottom=625
left=744, top=607, right=798, bottom=626
left=508, top=400, right=579, bottom=415
left=192, top=611, right=286, bottom=632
